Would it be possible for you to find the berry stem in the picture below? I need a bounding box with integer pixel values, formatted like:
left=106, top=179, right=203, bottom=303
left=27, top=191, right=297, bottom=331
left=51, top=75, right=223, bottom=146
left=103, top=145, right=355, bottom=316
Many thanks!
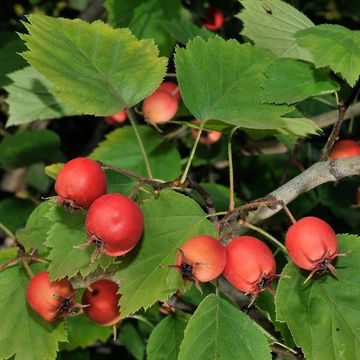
left=228, top=128, right=236, bottom=211
left=126, top=107, right=154, bottom=180
left=239, top=220, right=287, bottom=254
left=22, top=260, right=34, bottom=278
left=180, top=122, right=203, bottom=184
left=282, top=204, right=296, bottom=225
left=0, top=222, right=16, bottom=240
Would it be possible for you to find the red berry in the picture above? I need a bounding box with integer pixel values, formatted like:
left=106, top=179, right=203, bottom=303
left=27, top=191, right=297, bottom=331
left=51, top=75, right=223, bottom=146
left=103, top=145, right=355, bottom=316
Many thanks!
left=105, top=110, right=127, bottom=125
left=158, top=82, right=181, bottom=101
left=330, top=139, right=360, bottom=160
left=142, top=89, right=178, bottom=124
left=55, top=157, right=107, bottom=210
left=223, top=236, right=276, bottom=294
left=285, top=217, right=341, bottom=281
left=203, top=7, right=224, bottom=31
left=357, top=187, right=360, bottom=205
left=191, top=120, right=222, bottom=145
left=82, top=279, right=121, bottom=326
left=26, top=271, right=75, bottom=322
left=86, top=194, right=144, bottom=257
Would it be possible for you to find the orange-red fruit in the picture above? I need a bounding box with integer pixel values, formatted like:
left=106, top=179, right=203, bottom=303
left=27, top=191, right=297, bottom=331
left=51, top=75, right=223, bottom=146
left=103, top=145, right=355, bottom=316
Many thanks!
left=176, top=235, right=226, bottom=282
left=105, top=110, right=127, bottom=125
left=203, top=7, right=224, bottom=31
left=285, top=217, right=338, bottom=271
left=142, top=89, right=178, bottom=124
left=86, top=194, right=144, bottom=256
left=159, top=82, right=181, bottom=101
left=223, top=236, right=276, bottom=294
left=82, top=279, right=121, bottom=326
left=191, top=120, right=222, bottom=145
left=329, top=139, right=360, bottom=160
left=55, top=157, right=107, bottom=210
left=26, top=271, right=75, bottom=322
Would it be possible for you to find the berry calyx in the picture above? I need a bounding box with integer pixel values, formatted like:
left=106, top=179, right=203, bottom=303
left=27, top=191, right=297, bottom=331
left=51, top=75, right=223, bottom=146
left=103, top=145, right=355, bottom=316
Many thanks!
left=191, top=120, right=222, bottom=145
left=105, top=110, right=127, bottom=125
left=202, top=7, right=224, bottom=31
left=223, top=236, right=277, bottom=296
left=85, top=194, right=144, bottom=258
left=26, top=271, right=75, bottom=322
left=142, top=89, right=178, bottom=124
left=285, top=216, right=345, bottom=282
left=82, top=279, right=121, bottom=326
left=329, top=139, right=360, bottom=160
left=172, top=236, right=226, bottom=287
left=158, top=81, right=181, bottom=101
left=55, top=157, right=107, bottom=210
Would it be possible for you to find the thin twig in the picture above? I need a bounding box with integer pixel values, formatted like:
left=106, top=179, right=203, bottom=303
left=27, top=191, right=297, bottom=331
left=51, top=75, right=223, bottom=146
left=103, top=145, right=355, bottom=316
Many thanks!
left=228, top=129, right=236, bottom=210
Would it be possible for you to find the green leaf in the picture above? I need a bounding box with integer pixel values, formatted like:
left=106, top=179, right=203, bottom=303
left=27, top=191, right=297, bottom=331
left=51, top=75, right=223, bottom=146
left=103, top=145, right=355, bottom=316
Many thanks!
left=0, top=130, right=61, bottom=169
left=178, top=294, right=271, bottom=360
left=0, top=267, right=67, bottom=360
left=45, top=163, right=64, bottom=180
left=5, top=66, right=76, bottom=127
left=262, top=58, right=340, bottom=104
left=276, top=234, right=360, bottom=360
left=147, top=316, right=186, bottom=360
left=0, top=32, right=27, bottom=87
left=238, top=0, right=314, bottom=61
left=90, top=126, right=181, bottom=190
left=117, top=191, right=216, bottom=318
left=118, top=322, right=145, bottom=360
left=296, top=24, right=360, bottom=86
left=45, top=205, right=114, bottom=280
left=175, top=37, right=319, bottom=136
left=105, top=0, right=144, bottom=28
left=61, top=314, right=112, bottom=351
left=26, top=163, right=52, bottom=193
left=16, top=200, right=55, bottom=249
left=0, top=197, right=35, bottom=233
left=162, top=19, right=215, bottom=45
left=20, top=14, right=167, bottom=115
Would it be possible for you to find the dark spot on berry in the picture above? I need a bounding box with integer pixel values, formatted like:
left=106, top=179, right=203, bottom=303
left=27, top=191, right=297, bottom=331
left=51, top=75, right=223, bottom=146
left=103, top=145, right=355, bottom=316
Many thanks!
left=316, top=257, right=331, bottom=274
left=180, top=262, right=194, bottom=280
left=59, top=298, right=73, bottom=314
left=257, top=277, right=270, bottom=291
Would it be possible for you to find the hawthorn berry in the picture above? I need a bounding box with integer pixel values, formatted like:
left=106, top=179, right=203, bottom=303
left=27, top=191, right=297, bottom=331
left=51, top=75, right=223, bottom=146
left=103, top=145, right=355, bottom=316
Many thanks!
left=223, top=236, right=276, bottom=295
left=173, top=236, right=226, bottom=284
left=158, top=81, right=181, bottom=101
left=82, top=279, right=121, bottom=326
left=55, top=157, right=107, bottom=210
left=285, top=216, right=345, bottom=282
left=191, top=120, right=222, bottom=145
left=142, top=89, right=178, bottom=124
left=105, top=110, right=127, bottom=125
left=26, top=271, right=75, bottom=322
left=202, top=7, right=224, bottom=31
left=329, top=139, right=360, bottom=160
left=85, top=193, right=144, bottom=257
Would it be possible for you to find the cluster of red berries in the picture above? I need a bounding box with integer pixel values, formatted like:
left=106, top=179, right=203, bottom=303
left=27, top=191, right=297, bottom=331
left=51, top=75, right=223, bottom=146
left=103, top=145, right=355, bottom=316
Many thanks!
left=175, top=216, right=342, bottom=300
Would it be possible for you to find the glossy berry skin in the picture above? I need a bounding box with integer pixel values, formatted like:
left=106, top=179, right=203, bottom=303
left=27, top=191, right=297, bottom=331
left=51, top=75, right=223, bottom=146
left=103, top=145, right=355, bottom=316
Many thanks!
left=55, top=157, right=107, bottom=210
left=285, top=217, right=338, bottom=272
left=26, top=271, right=75, bottom=322
left=82, top=279, right=121, bottom=326
left=142, top=89, right=178, bottom=124
left=191, top=120, right=222, bottom=145
left=158, top=82, right=181, bottom=101
left=105, top=110, right=127, bottom=125
left=203, top=7, right=224, bottom=31
left=86, top=194, right=144, bottom=256
left=176, top=236, right=226, bottom=282
left=223, top=236, right=276, bottom=294
left=329, top=140, right=360, bottom=160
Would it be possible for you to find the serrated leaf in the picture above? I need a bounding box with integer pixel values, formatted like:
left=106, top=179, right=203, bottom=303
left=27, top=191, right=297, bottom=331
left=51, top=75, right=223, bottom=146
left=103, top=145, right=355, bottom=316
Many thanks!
left=162, top=19, right=215, bottom=45
left=45, top=205, right=114, bottom=280
left=178, top=294, right=271, bottom=360
left=0, top=130, right=61, bottom=169
left=16, top=200, right=54, bottom=249
left=20, top=14, right=167, bottom=115
left=146, top=315, right=186, bottom=360
left=262, top=58, right=340, bottom=104
left=0, top=267, right=67, bottom=360
left=276, top=234, right=360, bottom=360
left=296, top=24, right=360, bottom=86
left=61, top=314, right=112, bottom=351
left=90, top=126, right=181, bottom=192
left=175, top=37, right=319, bottom=136
left=238, top=0, right=314, bottom=61
left=5, top=66, right=76, bottom=127
left=105, top=0, right=144, bottom=28
left=117, top=191, right=216, bottom=318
